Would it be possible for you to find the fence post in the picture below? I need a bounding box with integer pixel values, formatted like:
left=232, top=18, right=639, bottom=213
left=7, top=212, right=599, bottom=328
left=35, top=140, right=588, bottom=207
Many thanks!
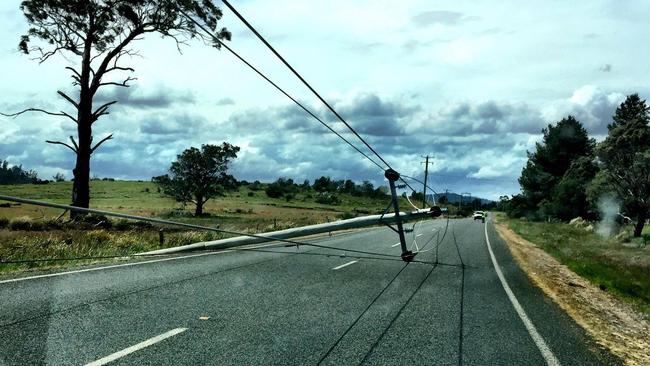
left=159, top=228, right=165, bottom=247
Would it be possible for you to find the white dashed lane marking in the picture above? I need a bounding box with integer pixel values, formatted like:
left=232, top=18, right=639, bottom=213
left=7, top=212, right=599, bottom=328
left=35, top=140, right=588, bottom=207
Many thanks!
left=332, top=260, right=358, bottom=270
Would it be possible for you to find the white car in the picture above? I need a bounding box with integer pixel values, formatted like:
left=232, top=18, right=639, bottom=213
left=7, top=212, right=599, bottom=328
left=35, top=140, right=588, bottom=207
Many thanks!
left=473, top=211, right=485, bottom=221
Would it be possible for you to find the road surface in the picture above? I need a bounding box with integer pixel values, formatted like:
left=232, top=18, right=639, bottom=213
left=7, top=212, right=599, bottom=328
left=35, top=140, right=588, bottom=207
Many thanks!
left=0, top=218, right=613, bottom=365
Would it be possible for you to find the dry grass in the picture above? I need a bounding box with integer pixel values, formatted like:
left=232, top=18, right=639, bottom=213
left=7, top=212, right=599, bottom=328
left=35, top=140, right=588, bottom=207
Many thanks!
left=0, top=180, right=403, bottom=275
left=494, top=217, right=650, bottom=366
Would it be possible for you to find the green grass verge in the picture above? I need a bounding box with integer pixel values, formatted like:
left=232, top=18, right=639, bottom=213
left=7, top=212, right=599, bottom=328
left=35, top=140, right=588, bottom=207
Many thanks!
left=498, top=213, right=650, bottom=315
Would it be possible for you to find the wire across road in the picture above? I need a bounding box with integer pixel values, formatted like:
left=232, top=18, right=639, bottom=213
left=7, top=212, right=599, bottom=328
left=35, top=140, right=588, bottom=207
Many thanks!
left=0, top=219, right=606, bottom=365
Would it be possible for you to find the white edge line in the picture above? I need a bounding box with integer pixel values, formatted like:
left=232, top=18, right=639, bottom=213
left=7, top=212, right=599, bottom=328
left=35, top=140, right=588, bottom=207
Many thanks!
left=84, top=328, right=187, bottom=366
left=484, top=219, right=561, bottom=366
left=332, top=260, right=358, bottom=270
left=416, top=233, right=423, bottom=237
left=0, top=242, right=281, bottom=285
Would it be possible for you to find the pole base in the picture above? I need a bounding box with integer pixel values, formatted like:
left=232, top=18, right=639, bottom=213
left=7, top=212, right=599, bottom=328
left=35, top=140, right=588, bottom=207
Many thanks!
left=401, top=250, right=416, bottom=262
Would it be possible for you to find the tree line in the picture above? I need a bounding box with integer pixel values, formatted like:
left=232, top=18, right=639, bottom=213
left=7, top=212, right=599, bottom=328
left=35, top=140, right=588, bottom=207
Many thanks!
left=502, top=94, right=650, bottom=237
left=0, top=160, right=39, bottom=185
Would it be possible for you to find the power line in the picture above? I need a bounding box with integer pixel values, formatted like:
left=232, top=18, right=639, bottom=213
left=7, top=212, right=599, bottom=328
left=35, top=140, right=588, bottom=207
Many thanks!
left=401, top=174, right=439, bottom=195
left=181, top=4, right=437, bottom=213
left=175, top=8, right=385, bottom=171
left=221, top=0, right=394, bottom=171
left=359, top=262, right=439, bottom=364
left=317, top=262, right=410, bottom=364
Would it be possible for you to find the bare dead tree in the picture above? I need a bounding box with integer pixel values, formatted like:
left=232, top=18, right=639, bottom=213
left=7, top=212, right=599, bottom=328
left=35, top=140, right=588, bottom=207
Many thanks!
left=1, top=0, right=230, bottom=216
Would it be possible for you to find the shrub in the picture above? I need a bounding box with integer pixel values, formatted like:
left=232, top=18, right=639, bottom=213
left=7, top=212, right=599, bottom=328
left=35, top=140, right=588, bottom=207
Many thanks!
left=249, top=180, right=262, bottom=191
left=113, top=219, right=131, bottom=231
left=247, top=191, right=255, bottom=197
left=265, top=184, right=284, bottom=198
left=130, top=221, right=153, bottom=230
left=9, top=217, right=33, bottom=231
left=0, top=217, right=8, bottom=228
left=43, top=219, right=63, bottom=230
left=75, top=214, right=112, bottom=230
left=315, top=193, right=341, bottom=205
left=86, top=230, right=112, bottom=246
left=29, top=220, right=45, bottom=231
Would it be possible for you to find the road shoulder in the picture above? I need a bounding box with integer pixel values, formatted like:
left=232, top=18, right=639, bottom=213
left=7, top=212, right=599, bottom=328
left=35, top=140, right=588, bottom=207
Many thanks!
left=494, top=220, right=650, bottom=366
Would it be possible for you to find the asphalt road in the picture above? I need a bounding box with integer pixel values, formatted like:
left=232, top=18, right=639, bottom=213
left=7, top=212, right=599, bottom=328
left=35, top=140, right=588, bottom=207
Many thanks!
left=0, top=218, right=614, bottom=365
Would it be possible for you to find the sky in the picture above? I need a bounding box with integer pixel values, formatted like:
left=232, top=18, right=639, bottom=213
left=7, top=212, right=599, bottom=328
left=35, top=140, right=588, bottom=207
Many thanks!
left=1, top=0, right=649, bottom=200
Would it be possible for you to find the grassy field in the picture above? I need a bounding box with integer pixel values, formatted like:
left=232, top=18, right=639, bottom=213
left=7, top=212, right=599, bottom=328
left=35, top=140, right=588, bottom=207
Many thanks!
left=497, top=213, right=650, bottom=314
left=0, top=180, right=410, bottom=274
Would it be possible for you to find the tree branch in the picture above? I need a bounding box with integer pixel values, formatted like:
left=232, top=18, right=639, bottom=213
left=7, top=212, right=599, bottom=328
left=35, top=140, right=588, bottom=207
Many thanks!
left=59, top=110, right=78, bottom=123
left=1, top=108, right=70, bottom=119
left=92, top=100, right=118, bottom=122
left=69, top=136, right=79, bottom=151
left=57, top=90, right=79, bottom=109
left=46, top=140, right=77, bottom=154
left=90, top=26, right=145, bottom=94
left=90, top=134, right=113, bottom=154
left=98, top=76, right=137, bottom=88
left=65, top=67, right=82, bottom=82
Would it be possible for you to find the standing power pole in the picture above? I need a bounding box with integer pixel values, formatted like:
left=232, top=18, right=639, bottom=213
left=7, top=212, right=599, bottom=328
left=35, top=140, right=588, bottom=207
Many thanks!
left=421, top=155, right=434, bottom=208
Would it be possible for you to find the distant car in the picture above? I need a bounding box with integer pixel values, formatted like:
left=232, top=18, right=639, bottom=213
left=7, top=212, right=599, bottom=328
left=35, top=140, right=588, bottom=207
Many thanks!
left=473, top=211, right=485, bottom=221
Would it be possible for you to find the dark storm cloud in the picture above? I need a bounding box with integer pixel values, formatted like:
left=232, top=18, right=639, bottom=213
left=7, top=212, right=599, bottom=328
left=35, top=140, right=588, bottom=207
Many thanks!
left=333, top=94, right=419, bottom=136
left=139, top=113, right=206, bottom=136
left=226, top=103, right=326, bottom=134
left=94, top=85, right=195, bottom=109
left=420, top=100, right=545, bottom=136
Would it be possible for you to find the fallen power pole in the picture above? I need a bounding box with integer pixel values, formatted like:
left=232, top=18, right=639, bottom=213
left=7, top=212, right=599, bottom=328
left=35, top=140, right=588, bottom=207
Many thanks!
left=0, top=194, right=439, bottom=257
left=140, top=207, right=436, bottom=256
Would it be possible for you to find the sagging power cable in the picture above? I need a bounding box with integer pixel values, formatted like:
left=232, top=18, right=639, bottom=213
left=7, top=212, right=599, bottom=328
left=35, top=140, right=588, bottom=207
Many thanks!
left=401, top=174, right=439, bottom=196
left=221, top=0, right=394, bottom=172
left=175, top=8, right=385, bottom=172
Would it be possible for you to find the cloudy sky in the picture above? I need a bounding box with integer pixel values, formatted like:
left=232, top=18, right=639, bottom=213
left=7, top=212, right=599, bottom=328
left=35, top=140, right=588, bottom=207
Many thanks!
left=1, top=0, right=649, bottom=200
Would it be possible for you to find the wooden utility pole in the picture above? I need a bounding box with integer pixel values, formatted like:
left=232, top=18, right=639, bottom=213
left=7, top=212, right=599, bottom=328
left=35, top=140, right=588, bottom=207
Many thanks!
left=421, top=155, right=434, bottom=208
